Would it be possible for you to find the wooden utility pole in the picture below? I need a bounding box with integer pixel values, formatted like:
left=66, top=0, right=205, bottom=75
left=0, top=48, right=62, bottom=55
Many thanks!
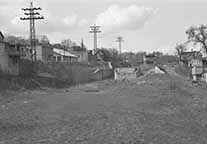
left=89, top=24, right=101, bottom=54
left=116, top=36, right=124, bottom=54
left=20, top=2, right=44, bottom=62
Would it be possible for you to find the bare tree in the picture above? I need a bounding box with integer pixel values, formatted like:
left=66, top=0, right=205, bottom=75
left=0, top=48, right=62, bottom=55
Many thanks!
left=186, top=24, right=207, bottom=54
left=175, top=43, right=186, bottom=61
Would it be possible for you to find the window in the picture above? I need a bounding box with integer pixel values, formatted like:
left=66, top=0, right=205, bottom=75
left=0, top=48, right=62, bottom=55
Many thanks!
left=12, top=58, right=18, bottom=65
left=57, top=56, right=61, bottom=62
left=17, top=45, right=20, bottom=51
left=53, top=56, right=57, bottom=62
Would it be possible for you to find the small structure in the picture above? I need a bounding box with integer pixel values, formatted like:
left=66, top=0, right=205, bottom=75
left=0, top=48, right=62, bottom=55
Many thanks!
left=114, top=68, right=137, bottom=81
left=53, top=48, right=78, bottom=62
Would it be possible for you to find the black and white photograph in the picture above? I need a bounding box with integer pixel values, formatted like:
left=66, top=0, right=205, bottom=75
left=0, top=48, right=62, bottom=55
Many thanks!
left=1, top=0, right=207, bottom=143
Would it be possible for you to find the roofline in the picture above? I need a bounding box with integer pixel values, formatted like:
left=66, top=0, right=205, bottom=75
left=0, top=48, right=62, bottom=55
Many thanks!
left=53, top=48, right=78, bottom=57
left=181, top=51, right=200, bottom=54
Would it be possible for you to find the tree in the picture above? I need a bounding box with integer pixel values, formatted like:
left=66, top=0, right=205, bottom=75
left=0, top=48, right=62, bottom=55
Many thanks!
left=37, top=35, right=50, bottom=44
left=98, top=48, right=123, bottom=67
left=61, top=39, right=77, bottom=48
left=175, top=43, right=186, bottom=61
left=4, top=35, right=29, bottom=45
left=186, top=24, right=207, bottom=53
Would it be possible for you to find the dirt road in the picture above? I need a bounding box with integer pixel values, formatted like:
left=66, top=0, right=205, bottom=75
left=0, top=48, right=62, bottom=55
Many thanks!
left=1, top=68, right=207, bottom=144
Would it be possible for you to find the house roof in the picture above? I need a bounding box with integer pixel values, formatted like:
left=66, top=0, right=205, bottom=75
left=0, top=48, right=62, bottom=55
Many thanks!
left=181, top=51, right=202, bottom=61
left=181, top=51, right=199, bottom=55
left=53, top=48, right=78, bottom=58
left=0, top=31, right=4, bottom=39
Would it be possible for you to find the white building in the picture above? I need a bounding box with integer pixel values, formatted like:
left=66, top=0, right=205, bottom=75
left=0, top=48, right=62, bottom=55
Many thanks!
left=53, top=48, right=78, bottom=62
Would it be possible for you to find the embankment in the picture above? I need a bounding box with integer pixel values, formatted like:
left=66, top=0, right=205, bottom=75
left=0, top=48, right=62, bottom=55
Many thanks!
left=0, top=61, right=113, bottom=91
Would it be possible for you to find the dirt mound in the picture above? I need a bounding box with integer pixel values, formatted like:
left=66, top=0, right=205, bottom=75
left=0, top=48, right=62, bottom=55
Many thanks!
left=138, top=66, right=167, bottom=79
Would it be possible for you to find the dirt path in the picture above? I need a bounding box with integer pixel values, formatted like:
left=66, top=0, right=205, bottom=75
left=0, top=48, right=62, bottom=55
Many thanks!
left=1, top=69, right=207, bottom=144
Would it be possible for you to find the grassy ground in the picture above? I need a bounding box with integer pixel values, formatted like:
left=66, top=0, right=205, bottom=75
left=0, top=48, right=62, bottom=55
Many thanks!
left=0, top=67, right=207, bottom=144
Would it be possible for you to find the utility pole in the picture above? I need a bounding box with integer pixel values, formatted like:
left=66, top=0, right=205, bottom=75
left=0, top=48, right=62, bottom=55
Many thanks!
left=89, top=24, right=101, bottom=54
left=81, top=38, right=84, bottom=49
left=116, top=36, right=124, bottom=54
left=20, top=2, right=44, bottom=62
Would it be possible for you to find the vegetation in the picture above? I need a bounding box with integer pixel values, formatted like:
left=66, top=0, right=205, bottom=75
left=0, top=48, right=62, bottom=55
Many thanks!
left=175, top=43, right=186, bottom=61
left=186, top=24, right=207, bottom=53
left=4, top=35, right=50, bottom=45
left=61, top=38, right=77, bottom=48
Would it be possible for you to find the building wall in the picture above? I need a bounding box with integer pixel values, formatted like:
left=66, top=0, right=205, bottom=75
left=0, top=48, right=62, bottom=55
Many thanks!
left=190, top=59, right=203, bottom=67
left=201, top=73, right=207, bottom=83
left=67, top=49, right=88, bottom=63
left=0, top=42, right=9, bottom=73
left=76, top=51, right=88, bottom=63
left=22, top=46, right=32, bottom=60
left=71, top=57, right=78, bottom=63
left=36, top=45, right=43, bottom=61
left=88, top=52, right=98, bottom=65
left=53, top=53, right=78, bottom=63
left=0, top=42, right=19, bottom=75
left=42, top=45, right=53, bottom=61
left=36, top=45, right=53, bottom=62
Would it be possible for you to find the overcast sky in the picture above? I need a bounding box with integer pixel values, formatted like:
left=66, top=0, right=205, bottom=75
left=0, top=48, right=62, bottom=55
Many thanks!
left=1, top=0, right=207, bottom=54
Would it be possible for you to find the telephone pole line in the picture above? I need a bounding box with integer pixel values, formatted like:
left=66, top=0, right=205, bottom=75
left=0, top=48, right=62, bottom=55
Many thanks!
left=20, top=2, right=44, bottom=62
left=116, top=36, right=124, bottom=54
left=89, top=24, right=101, bottom=54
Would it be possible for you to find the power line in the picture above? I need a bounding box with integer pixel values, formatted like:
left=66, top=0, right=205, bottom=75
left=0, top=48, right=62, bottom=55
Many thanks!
left=89, top=24, right=101, bottom=54
left=116, top=36, right=124, bottom=54
left=20, top=2, right=44, bottom=62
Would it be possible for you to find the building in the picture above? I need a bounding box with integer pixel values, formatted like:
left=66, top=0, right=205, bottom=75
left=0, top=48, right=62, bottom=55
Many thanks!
left=192, top=65, right=203, bottom=81
left=0, top=31, right=26, bottom=75
left=36, top=45, right=53, bottom=62
left=201, top=71, right=207, bottom=84
left=53, top=48, right=78, bottom=62
left=180, top=51, right=202, bottom=66
left=75, top=50, right=88, bottom=63
left=88, top=49, right=106, bottom=66
left=189, top=57, right=207, bottom=82
left=68, top=46, right=88, bottom=63
left=114, top=68, right=137, bottom=81
left=143, top=53, right=157, bottom=64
